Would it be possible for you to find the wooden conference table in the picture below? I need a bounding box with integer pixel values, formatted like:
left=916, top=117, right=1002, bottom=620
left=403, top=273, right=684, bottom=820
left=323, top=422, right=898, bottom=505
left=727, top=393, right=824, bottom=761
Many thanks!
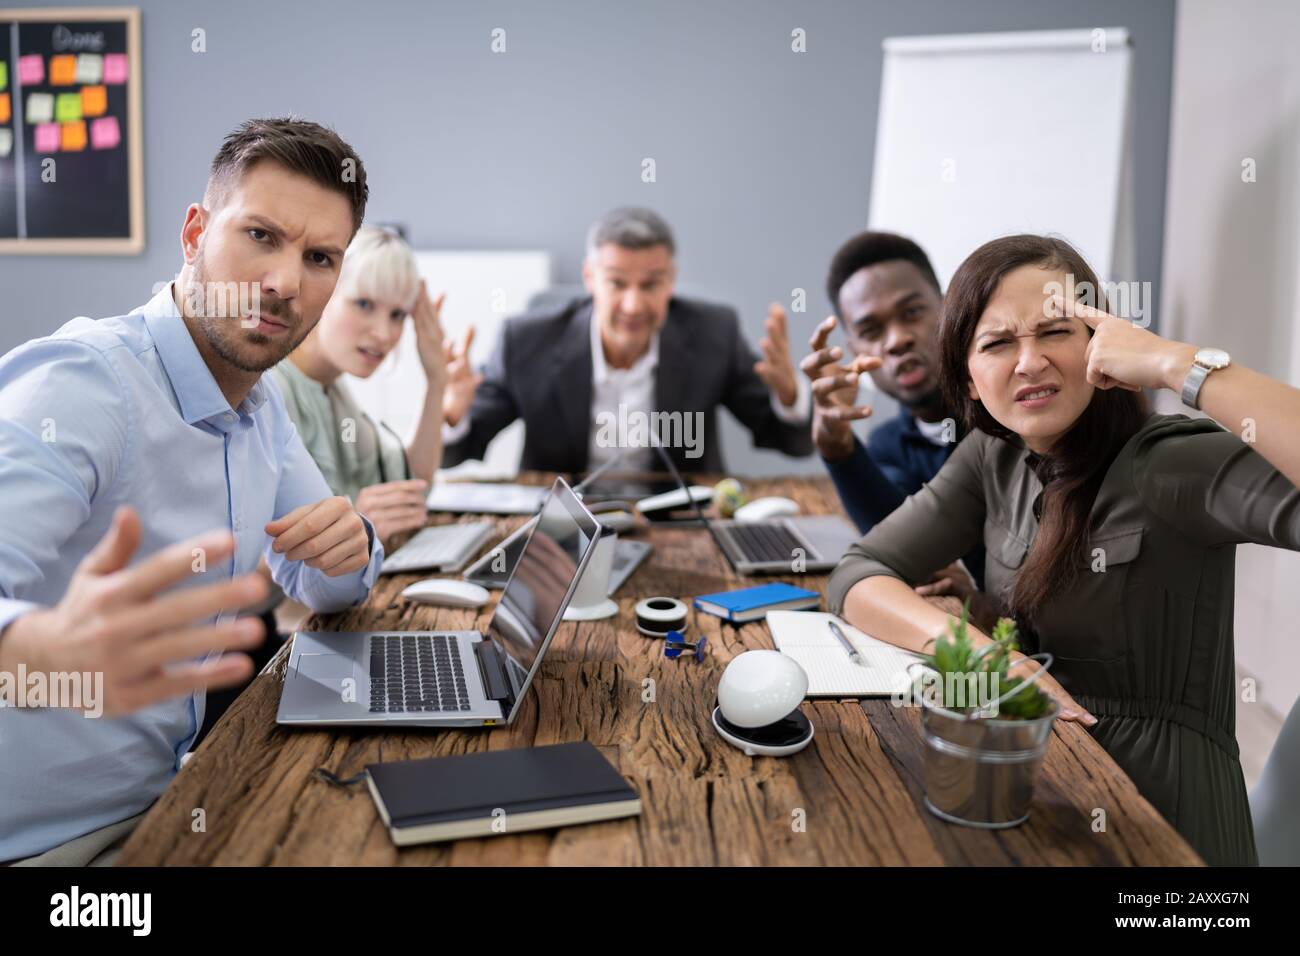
left=118, top=473, right=1202, bottom=866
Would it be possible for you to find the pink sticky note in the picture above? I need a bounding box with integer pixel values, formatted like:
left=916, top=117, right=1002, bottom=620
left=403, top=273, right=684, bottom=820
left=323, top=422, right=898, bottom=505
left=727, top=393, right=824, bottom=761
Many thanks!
left=103, top=53, right=128, bottom=85
left=90, top=115, right=120, bottom=150
left=34, top=122, right=60, bottom=153
left=18, top=54, right=44, bottom=85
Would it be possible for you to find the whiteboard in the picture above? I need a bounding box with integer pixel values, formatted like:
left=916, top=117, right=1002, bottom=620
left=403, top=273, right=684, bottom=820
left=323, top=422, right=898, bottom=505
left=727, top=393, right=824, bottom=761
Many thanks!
left=342, top=249, right=552, bottom=480
left=869, top=28, right=1134, bottom=287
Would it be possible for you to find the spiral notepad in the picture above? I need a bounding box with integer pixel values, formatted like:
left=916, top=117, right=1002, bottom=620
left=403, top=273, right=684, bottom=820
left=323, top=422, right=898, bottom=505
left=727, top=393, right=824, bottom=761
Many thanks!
left=766, top=611, right=922, bottom=697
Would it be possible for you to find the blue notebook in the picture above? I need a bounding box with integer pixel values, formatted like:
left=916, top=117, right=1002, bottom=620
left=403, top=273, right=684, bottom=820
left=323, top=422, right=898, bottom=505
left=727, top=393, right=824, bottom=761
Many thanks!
left=693, top=583, right=820, bottom=623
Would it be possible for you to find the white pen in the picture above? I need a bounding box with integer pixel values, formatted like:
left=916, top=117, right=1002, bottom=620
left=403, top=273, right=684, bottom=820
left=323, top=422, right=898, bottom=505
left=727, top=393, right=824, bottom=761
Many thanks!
left=828, top=620, right=865, bottom=667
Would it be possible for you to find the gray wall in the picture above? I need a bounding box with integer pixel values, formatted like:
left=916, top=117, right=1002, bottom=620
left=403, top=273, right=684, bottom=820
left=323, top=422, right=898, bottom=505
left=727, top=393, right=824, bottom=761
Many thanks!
left=0, top=0, right=1176, bottom=475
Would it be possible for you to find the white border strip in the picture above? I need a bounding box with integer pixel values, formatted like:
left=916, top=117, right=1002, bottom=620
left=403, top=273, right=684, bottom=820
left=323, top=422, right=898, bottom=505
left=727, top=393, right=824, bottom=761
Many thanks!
left=883, top=27, right=1131, bottom=55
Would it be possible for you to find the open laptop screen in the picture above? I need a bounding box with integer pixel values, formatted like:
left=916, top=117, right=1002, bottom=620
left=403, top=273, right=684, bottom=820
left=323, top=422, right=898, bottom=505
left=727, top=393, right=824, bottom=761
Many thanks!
left=484, top=478, right=600, bottom=699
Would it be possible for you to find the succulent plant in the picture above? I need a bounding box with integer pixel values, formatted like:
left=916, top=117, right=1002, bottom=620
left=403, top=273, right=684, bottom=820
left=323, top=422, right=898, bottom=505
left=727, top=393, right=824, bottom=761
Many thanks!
left=918, top=600, right=1053, bottom=720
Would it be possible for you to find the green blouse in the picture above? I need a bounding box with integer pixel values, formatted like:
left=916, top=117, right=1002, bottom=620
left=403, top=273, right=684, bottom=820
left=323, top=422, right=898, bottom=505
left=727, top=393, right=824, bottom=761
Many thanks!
left=269, top=360, right=409, bottom=503
left=828, top=413, right=1300, bottom=866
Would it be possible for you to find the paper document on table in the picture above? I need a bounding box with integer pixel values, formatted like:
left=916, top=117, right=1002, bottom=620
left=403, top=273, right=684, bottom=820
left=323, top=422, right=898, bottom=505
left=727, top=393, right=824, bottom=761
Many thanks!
left=766, top=610, right=922, bottom=697
left=427, top=482, right=546, bottom=515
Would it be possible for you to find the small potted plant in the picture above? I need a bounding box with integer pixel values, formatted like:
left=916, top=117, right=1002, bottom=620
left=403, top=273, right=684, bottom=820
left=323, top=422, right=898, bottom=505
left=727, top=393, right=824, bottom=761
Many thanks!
left=908, top=603, right=1058, bottom=828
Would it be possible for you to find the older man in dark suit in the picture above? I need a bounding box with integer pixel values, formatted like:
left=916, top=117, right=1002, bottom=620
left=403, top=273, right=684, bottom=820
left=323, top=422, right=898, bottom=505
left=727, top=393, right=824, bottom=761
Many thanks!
left=441, top=207, right=812, bottom=475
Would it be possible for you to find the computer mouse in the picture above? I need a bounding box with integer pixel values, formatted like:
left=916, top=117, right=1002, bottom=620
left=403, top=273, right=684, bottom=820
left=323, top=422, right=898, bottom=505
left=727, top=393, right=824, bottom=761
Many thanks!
left=401, top=578, right=490, bottom=608
left=733, top=496, right=800, bottom=523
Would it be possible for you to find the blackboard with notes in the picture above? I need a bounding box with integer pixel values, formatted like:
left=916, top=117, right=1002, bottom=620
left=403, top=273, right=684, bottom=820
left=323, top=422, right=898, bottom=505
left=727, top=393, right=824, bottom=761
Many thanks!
left=0, top=7, right=142, bottom=254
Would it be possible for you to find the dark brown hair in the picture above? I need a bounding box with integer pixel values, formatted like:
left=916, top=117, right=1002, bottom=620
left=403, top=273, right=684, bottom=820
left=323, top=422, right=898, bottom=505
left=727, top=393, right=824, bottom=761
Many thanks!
left=938, top=235, right=1149, bottom=618
left=206, top=117, right=368, bottom=234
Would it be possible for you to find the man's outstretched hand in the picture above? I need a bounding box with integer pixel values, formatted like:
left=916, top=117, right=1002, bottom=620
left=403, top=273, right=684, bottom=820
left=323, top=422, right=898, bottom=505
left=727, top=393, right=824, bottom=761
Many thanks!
left=0, top=507, right=268, bottom=717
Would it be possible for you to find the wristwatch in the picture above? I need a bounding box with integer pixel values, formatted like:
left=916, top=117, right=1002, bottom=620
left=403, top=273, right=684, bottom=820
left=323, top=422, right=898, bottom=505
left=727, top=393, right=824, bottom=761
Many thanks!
left=1180, top=347, right=1231, bottom=410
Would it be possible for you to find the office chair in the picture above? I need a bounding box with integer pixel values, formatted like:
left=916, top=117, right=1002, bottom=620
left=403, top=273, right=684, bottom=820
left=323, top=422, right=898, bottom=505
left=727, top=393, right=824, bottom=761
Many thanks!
left=1250, top=693, right=1300, bottom=865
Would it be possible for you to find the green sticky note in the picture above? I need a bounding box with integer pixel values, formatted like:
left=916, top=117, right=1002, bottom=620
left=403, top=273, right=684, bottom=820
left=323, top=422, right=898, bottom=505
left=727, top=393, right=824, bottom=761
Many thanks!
left=0, top=62, right=8, bottom=91
left=55, top=92, right=82, bottom=122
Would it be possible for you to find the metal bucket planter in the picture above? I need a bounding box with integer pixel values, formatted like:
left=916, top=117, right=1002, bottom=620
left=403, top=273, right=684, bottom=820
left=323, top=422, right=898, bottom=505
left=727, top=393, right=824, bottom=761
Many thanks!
left=908, top=654, right=1058, bottom=829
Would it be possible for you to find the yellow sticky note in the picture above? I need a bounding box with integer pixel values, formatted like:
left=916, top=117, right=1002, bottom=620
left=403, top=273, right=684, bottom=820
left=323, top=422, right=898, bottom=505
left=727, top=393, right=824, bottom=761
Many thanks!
left=49, top=55, right=77, bottom=85
left=61, top=120, right=87, bottom=151
left=0, top=61, right=8, bottom=91
left=81, top=85, right=107, bottom=117
left=55, top=92, right=82, bottom=122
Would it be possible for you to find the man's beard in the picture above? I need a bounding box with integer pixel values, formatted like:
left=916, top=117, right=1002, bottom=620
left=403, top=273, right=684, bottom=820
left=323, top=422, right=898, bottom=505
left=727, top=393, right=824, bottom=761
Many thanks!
left=898, top=384, right=944, bottom=413
left=188, top=254, right=311, bottom=373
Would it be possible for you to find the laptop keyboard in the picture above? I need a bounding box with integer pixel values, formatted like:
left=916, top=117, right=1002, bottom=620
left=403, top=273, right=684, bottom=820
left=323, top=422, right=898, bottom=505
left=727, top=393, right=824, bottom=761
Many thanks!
left=725, top=522, right=807, bottom=564
left=369, top=634, right=471, bottom=713
left=381, top=522, right=492, bottom=574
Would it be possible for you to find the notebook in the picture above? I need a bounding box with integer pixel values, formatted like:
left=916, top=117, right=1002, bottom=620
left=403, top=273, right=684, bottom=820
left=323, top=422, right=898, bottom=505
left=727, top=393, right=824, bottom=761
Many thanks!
left=693, top=582, right=820, bottom=623
left=365, top=741, right=641, bottom=846
left=766, top=610, right=922, bottom=697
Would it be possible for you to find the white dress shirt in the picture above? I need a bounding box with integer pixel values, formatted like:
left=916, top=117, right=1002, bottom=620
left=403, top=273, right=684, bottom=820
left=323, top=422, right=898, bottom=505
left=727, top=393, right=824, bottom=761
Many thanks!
left=0, top=283, right=382, bottom=861
left=445, top=316, right=810, bottom=471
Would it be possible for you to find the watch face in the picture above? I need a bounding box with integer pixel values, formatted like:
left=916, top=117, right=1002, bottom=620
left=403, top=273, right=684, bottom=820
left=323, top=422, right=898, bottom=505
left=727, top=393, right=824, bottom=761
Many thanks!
left=1196, top=347, right=1230, bottom=370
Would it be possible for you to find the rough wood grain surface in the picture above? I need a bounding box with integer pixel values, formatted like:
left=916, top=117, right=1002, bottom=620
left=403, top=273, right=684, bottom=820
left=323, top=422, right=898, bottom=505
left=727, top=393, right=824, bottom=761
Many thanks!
left=117, top=474, right=1202, bottom=866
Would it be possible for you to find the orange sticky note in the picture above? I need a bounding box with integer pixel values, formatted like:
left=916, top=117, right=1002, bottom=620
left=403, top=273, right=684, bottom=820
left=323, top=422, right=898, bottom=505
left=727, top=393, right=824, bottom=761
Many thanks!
left=49, top=55, right=77, bottom=85
left=61, top=119, right=87, bottom=151
left=81, top=85, right=107, bottom=117
left=0, top=93, right=9, bottom=125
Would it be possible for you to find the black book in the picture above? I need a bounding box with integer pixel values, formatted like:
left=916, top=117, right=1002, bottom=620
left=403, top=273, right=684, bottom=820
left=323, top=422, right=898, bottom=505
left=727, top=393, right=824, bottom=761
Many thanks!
left=365, top=741, right=641, bottom=846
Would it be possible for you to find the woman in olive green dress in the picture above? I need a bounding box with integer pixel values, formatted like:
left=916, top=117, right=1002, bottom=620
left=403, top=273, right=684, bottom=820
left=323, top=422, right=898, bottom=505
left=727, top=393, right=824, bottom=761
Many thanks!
left=828, top=235, right=1300, bottom=866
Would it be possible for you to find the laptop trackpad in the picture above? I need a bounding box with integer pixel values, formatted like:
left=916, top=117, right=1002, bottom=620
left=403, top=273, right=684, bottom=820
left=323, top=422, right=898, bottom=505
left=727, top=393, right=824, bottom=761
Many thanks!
left=296, top=654, right=358, bottom=681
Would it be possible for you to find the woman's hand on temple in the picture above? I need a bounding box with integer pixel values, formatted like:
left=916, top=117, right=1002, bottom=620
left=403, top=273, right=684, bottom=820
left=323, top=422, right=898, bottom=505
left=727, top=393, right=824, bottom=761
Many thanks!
left=1053, top=293, right=1197, bottom=394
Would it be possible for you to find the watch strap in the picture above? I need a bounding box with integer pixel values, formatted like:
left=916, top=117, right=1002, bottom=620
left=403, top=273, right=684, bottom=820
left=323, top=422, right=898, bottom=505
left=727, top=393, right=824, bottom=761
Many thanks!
left=1181, top=362, right=1211, bottom=410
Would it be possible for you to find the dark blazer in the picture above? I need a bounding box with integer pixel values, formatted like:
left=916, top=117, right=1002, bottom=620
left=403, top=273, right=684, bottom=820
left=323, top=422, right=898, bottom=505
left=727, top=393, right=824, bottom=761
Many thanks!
left=443, top=296, right=813, bottom=475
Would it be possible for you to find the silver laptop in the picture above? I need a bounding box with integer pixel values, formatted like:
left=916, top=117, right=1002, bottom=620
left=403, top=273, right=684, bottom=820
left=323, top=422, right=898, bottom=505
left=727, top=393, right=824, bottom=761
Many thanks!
left=276, top=477, right=601, bottom=728
left=462, top=516, right=650, bottom=595
left=623, top=440, right=859, bottom=576
left=461, top=449, right=656, bottom=593
left=708, top=514, right=859, bottom=575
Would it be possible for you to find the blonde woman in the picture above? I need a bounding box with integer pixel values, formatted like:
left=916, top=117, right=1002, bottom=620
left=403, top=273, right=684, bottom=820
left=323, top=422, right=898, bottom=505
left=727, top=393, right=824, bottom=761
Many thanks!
left=271, top=226, right=450, bottom=546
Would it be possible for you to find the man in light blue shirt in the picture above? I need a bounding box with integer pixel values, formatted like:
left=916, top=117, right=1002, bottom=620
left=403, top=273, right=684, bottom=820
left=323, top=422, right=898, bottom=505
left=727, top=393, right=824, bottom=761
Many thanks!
left=0, top=118, right=383, bottom=863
